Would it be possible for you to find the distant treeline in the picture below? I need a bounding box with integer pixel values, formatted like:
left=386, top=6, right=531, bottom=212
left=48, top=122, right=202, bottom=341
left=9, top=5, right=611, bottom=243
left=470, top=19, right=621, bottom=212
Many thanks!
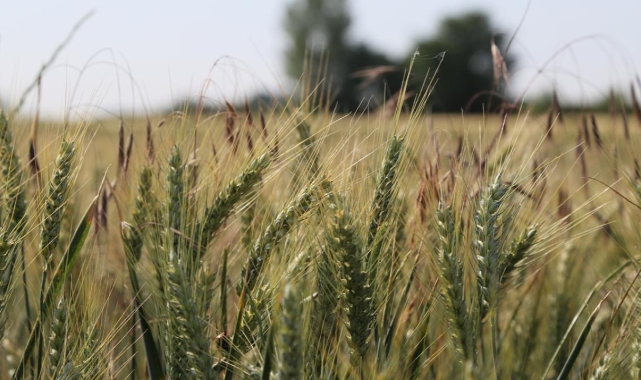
left=173, top=1, right=638, bottom=115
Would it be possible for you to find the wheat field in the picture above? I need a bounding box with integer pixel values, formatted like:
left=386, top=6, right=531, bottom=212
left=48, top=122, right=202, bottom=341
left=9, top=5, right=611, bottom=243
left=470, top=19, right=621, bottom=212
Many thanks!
left=1, top=75, right=641, bottom=380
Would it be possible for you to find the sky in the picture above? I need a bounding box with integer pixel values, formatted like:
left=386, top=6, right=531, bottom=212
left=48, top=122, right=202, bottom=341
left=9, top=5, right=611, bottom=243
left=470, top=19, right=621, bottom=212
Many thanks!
left=0, top=0, right=639, bottom=119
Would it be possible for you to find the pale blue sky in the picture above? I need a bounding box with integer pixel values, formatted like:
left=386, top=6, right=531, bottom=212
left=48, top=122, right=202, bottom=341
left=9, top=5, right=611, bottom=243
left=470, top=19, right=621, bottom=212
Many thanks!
left=1, top=0, right=639, bottom=118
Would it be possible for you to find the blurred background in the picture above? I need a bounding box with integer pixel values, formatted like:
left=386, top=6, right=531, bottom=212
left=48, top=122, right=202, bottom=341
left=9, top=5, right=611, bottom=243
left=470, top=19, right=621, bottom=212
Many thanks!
left=0, top=0, right=639, bottom=119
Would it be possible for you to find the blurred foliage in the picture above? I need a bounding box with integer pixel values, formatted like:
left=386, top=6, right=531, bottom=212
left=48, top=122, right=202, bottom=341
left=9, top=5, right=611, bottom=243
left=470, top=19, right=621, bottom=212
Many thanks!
left=283, top=1, right=514, bottom=113
left=525, top=90, right=633, bottom=114
left=283, top=0, right=403, bottom=112
left=408, top=11, right=515, bottom=112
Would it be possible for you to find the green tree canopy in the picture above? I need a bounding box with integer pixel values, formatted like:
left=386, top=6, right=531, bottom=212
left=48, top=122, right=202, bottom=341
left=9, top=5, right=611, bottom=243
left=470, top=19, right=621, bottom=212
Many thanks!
left=409, top=11, right=515, bottom=112
left=284, top=2, right=514, bottom=113
left=283, top=0, right=403, bottom=112
left=284, top=0, right=351, bottom=105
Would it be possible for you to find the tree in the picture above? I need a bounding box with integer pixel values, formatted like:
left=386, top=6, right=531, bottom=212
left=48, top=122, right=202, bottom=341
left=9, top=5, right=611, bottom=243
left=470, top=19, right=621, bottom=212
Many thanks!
left=408, top=11, right=515, bottom=113
left=283, top=0, right=403, bottom=112
left=284, top=0, right=351, bottom=106
left=343, top=44, right=404, bottom=111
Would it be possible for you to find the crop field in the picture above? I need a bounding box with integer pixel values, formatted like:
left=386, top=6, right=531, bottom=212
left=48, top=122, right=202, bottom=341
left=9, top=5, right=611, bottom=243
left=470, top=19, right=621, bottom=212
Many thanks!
left=2, top=78, right=641, bottom=380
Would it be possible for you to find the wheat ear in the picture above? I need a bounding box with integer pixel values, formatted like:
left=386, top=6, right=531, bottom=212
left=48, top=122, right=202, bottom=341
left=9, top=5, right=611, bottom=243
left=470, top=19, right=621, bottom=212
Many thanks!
left=329, top=198, right=374, bottom=364
left=165, top=257, right=216, bottom=380
left=37, top=139, right=75, bottom=376
left=0, top=112, right=27, bottom=233
left=39, top=140, right=75, bottom=260
left=367, top=135, right=403, bottom=248
left=502, top=226, right=537, bottom=282
left=48, top=299, right=68, bottom=378
left=240, top=187, right=314, bottom=293
left=0, top=232, right=19, bottom=335
left=123, top=166, right=156, bottom=264
left=166, top=144, right=184, bottom=255
left=0, top=113, right=29, bottom=337
left=435, top=204, right=474, bottom=361
left=277, top=283, right=303, bottom=380
left=474, top=176, right=508, bottom=319
left=196, top=153, right=269, bottom=257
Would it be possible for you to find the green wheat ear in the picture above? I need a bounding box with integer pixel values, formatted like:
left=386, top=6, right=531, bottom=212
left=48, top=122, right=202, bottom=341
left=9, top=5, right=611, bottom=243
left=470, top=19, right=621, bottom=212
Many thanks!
left=474, top=175, right=509, bottom=319
left=196, top=152, right=270, bottom=257
left=435, top=203, right=474, bottom=362
left=277, top=283, right=303, bottom=380
left=329, top=197, right=374, bottom=364
left=35, top=139, right=76, bottom=378
left=78, top=325, right=103, bottom=378
left=368, top=135, right=404, bottom=248
left=166, top=144, right=185, bottom=251
left=49, top=299, right=68, bottom=378
left=40, top=140, right=76, bottom=260
left=240, top=186, right=314, bottom=294
left=502, top=226, right=537, bottom=282
left=0, top=112, right=27, bottom=233
left=123, top=166, right=156, bottom=263
left=0, top=232, right=19, bottom=334
left=311, top=243, right=340, bottom=347
left=165, top=257, right=215, bottom=380
left=366, top=135, right=404, bottom=296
